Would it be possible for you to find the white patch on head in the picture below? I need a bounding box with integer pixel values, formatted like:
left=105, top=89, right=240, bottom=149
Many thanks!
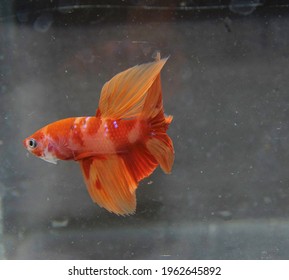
left=41, top=156, right=58, bottom=164
left=40, top=135, right=59, bottom=164
left=128, top=122, right=140, bottom=144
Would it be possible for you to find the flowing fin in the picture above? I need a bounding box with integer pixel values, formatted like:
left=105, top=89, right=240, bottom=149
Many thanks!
left=75, top=152, right=106, bottom=161
left=79, top=146, right=158, bottom=215
left=141, top=72, right=163, bottom=120
left=140, top=62, right=174, bottom=173
left=79, top=156, right=137, bottom=215
left=98, top=58, right=168, bottom=119
left=145, top=79, right=174, bottom=173
left=146, top=110, right=174, bottom=174
left=121, top=143, right=158, bottom=184
left=146, top=134, right=174, bottom=173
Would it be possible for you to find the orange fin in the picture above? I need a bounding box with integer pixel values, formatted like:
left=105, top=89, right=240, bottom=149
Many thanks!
left=79, top=146, right=158, bottom=215
left=141, top=71, right=163, bottom=120
left=146, top=134, right=174, bottom=174
left=145, top=104, right=174, bottom=174
left=165, top=114, right=173, bottom=125
left=121, top=143, right=158, bottom=183
left=74, top=152, right=106, bottom=161
left=79, top=155, right=137, bottom=215
left=138, top=55, right=174, bottom=173
left=98, top=58, right=168, bottom=119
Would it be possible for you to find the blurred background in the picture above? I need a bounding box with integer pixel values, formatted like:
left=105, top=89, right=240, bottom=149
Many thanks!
left=1, top=0, right=289, bottom=259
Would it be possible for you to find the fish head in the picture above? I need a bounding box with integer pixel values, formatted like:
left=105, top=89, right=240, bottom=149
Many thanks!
left=23, top=128, right=58, bottom=164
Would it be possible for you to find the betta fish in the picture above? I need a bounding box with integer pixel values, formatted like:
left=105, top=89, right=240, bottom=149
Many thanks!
left=23, top=55, right=174, bottom=215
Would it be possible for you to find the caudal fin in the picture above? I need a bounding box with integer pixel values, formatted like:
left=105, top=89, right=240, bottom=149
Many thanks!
left=141, top=54, right=174, bottom=174
left=146, top=110, right=174, bottom=174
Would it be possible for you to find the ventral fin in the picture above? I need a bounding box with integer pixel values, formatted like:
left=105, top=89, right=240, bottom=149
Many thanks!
left=78, top=143, right=159, bottom=215
left=79, top=155, right=137, bottom=215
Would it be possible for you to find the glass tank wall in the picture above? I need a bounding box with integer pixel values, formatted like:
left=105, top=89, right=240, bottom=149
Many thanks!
left=1, top=0, right=289, bottom=259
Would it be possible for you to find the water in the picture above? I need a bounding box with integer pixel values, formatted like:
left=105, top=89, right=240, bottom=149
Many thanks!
left=1, top=2, right=289, bottom=259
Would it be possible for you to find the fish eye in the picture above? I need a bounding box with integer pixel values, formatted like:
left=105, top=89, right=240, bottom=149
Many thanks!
left=28, top=138, right=37, bottom=149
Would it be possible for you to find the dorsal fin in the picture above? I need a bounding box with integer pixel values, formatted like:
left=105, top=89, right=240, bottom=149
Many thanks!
left=97, top=58, right=168, bottom=119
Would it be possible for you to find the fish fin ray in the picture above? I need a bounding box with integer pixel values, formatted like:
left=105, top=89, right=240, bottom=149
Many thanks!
left=75, top=152, right=106, bottom=161
left=140, top=72, right=163, bottom=120
left=145, top=107, right=174, bottom=173
left=98, top=58, right=168, bottom=119
left=121, top=143, right=158, bottom=186
left=146, top=134, right=174, bottom=174
left=79, top=156, right=137, bottom=215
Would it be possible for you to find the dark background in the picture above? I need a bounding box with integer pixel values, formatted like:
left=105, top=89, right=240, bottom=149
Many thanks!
left=1, top=0, right=289, bottom=259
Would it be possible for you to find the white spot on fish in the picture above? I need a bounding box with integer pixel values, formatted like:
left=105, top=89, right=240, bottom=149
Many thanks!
left=81, top=117, right=91, bottom=130
left=40, top=135, right=59, bottom=164
left=71, top=123, right=78, bottom=134
left=113, top=120, right=118, bottom=128
left=41, top=151, right=58, bottom=164
left=128, top=122, right=140, bottom=143
left=104, top=122, right=109, bottom=137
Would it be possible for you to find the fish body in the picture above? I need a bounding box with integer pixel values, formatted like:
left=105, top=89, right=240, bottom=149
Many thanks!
left=29, top=116, right=150, bottom=162
left=23, top=56, right=174, bottom=215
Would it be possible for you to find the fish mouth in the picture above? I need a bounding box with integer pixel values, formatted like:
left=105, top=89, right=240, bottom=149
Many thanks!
left=23, top=139, right=28, bottom=148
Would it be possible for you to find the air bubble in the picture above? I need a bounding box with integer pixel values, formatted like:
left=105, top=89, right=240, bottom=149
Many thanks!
left=33, top=13, right=53, bottom=33
left=229, top=0, right=260, bottom=16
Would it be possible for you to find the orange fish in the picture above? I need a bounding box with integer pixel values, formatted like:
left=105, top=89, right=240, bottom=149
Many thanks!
left=23, top=55, right=174, bottom=215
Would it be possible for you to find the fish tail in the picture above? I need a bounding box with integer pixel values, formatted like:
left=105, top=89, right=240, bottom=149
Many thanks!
left=78, top=55, right=174, bottom=215
left=140, top=59, right=174, bottom=174
left=146, top=110, right=174, bottom=174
